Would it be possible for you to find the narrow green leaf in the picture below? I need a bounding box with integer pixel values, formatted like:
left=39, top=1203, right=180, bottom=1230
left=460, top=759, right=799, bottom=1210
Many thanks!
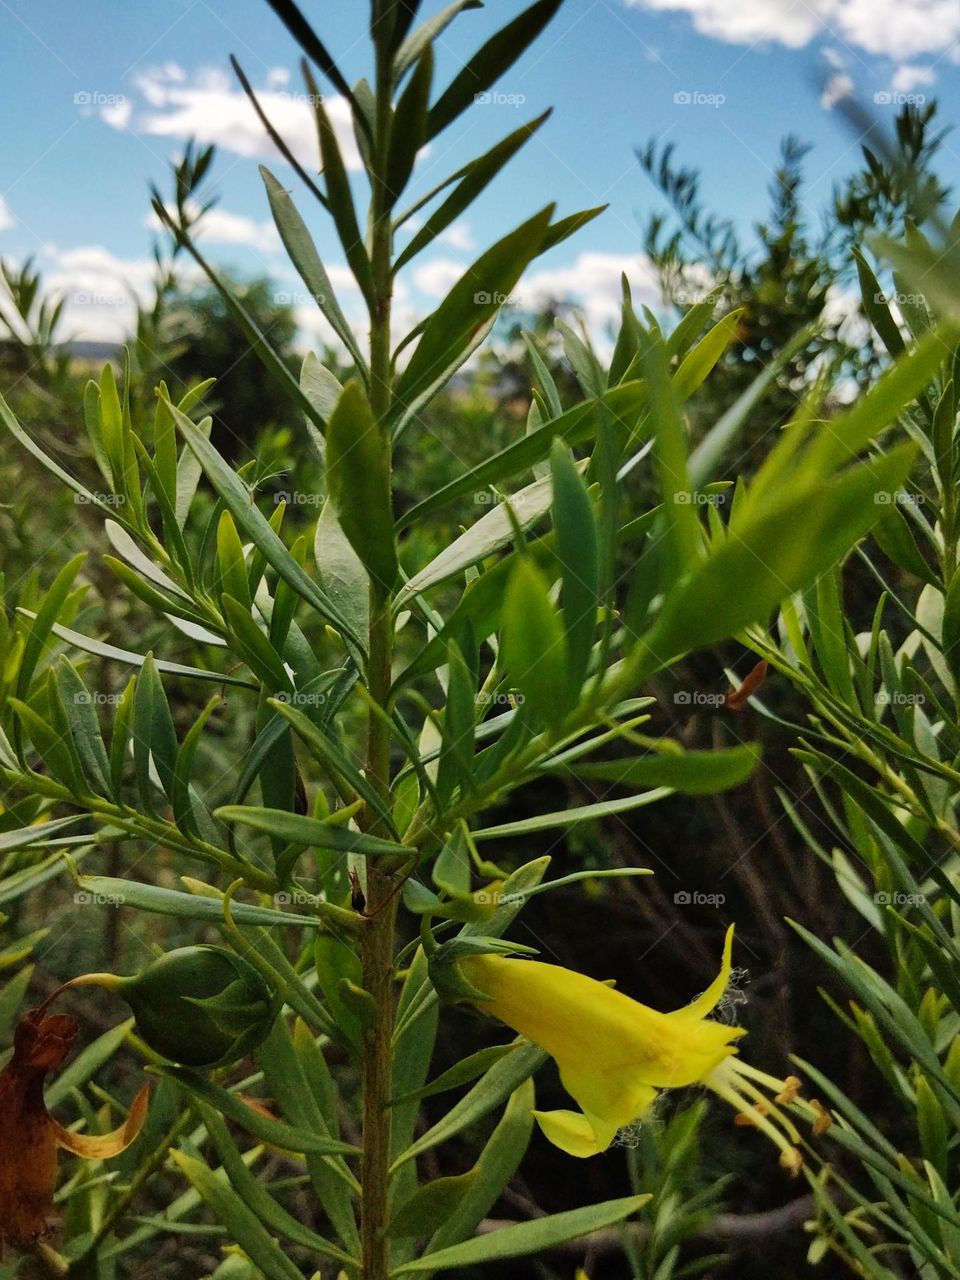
left=257, top=1016, right=360, bottom=1248
left=315, top=96, right=374, bottom=303
left=396, top=1196, right=650, bottom=1272
left=221, top=596, right=292, bottom=692
left=672, top=309, right=743, bottom=402
left=426, top=0, right=562, bottom=139
left=854, top=249, right=906, bottom=357
left=392, top=206, right=554, bottom=435
left=394, top=0, right=481, bottom=80
left=45, top=1019, right=134, bottom=1106
left=161, top=393, right=364, bottom=651
left=398, top=465, right=579, bottom=604
left=551, top=439, right=598, bottom=701
left=395, top=110, right=551, bottom=270
left=132, top=654, right=179, bottom=806
left=169, top=1150, right=311, bottom=1280
left=397, top=381, right=647, bottom=529
left=424, top=1080, right=535, bottom=1260
left=214, top=805, right=412, bottom=858
left=73, top=876, right=352, bottom=928
left=171, top=694, right=221, bottom=838
left=17, top=614, right=255, bottom=689
left=314, top=499, right=370, bottom=649
left=556, top=743, right=760, bottom=795
left=0, top=816, right=85, bottom=853
left=390, top=1170, right=480, bottom=1238
left=502, top=559, right=566, bottom=733
left=643, top=333, right=700, bottom=579
left=264, top=0, right=365, bottom=121
left=300, top=350, right=345, bottom=424
left=163, top=1069, right=358, bottom=1155
left=395, top=1039, right=547, bottom=1168
left=16, top=554, right=87, bottom=702
left=391, top=1045, right=518, bottom=1107
left=261, top=168, right=368, bottom=371
left=216, top=511, right=251, bottom=610
left=472, top=789, right=671, bottom=839
left=267, top=695, right=397, bottom=832
left=634, top=444, right=918, bottom=677
left=325, top=380, right=397, bottom=594
left=386, top=45, right=433, bottom=205
left=199, top=1106, right=356, bottom=1265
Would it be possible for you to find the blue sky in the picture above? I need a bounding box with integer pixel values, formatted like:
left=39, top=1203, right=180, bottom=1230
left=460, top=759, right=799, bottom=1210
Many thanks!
left=2, top=0, right=959, bottom=346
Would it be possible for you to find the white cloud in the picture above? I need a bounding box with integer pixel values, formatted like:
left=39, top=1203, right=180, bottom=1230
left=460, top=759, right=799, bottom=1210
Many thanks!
left=200, top=207, right=281, bottom=251
left=627, top=0, right=823, bottom=48
left=105, top=63, right=361, bottom=173
left=100, top=98, right=132, bottom=129
left=148, top=201, right=281, bottom=253
left=412, top=257, right=467, bottom=298
left=411, top=250, right=663, bottom=349
left=0, top=197, right=12, bottom=231
left=822, top=281, right=871, bottom=348
left=438, top=221, right=475, bottom=252
left=626, top=0, right=960, bottom=61
left=821, top=71, right=855, bottom=109
left=44, top=245, right=157, bottom=343
left=516, top=251, right=663, bottom=335
left=891, top=63, right=937, bottom=92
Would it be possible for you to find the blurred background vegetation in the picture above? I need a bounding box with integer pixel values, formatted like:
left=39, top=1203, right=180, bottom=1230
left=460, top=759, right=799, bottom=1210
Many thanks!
left=0, top=98, right=955, bottom=1279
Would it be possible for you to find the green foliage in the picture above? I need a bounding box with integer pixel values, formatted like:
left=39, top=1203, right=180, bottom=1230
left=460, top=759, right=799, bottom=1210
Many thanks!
left=744, top=221, right=960, bottom=1276
left=0, top=4, right=955, bottom=1279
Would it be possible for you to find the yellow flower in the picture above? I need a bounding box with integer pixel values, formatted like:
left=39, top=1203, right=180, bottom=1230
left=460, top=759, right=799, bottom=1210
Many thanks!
left=460, top=925, right=808, bottom=1167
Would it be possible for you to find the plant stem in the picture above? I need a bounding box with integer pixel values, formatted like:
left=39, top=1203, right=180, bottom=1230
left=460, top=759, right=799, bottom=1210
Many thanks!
left=359, top=602, right=398, bottom=1280
left=359, top=35, right=397, bottom=1277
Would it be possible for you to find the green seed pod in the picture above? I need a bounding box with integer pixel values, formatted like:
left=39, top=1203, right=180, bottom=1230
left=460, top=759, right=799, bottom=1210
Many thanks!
left=115, top=946, right=278, bottom=1067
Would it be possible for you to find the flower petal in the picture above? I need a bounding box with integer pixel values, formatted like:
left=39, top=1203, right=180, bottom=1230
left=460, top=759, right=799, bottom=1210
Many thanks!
left=51, top=1086, right=149, bottom=1159
left=557, top=1061, right=657, bottom=1134
left=534, top=1108, right=619, bottom=1158
left=669, top=924, right=735, bottom=1021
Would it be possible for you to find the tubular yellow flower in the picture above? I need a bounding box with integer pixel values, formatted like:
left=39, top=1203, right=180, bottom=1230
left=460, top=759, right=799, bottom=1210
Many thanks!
left=459, top=925, right=807, bottom=1166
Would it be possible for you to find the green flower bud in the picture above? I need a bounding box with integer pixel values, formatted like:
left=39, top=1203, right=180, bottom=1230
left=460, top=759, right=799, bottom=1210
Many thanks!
left=115, top=946, right=278, bottom=1067
left=423, top=926, right=538, bottom=1005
